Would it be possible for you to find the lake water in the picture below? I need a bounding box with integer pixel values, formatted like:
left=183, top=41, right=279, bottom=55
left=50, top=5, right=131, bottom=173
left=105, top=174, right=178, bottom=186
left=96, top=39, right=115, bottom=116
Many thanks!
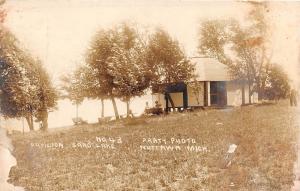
left=0, top=94, right=154, bottom=132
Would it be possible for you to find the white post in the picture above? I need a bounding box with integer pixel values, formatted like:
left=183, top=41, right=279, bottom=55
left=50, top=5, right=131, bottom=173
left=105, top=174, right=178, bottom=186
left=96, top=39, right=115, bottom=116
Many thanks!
left=207, top=81, right=211, bottom=106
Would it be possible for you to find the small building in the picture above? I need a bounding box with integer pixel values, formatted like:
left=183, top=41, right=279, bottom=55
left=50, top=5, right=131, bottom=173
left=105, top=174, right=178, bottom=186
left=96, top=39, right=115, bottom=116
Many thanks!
left=152, top=57, right=258, bottom=110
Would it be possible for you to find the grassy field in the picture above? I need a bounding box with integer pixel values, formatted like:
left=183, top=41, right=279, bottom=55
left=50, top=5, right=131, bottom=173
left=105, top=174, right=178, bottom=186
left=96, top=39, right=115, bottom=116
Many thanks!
left=9, top=101, right=299, bottom=191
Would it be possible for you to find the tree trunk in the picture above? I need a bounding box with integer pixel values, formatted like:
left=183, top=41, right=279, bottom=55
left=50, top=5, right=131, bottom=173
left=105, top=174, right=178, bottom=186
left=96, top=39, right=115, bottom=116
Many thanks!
left=241, top=83, right=245, bottom=105
left=259, top=89, right=263, bottom=101
left=256, top=73, right=261, bottom=101
left=30, top=115, right=34, bottom=130
left=101, top=98, right=104, bottom=118
left=257, top=77, right=262, bottom=101
left=165, top=93, right=175, bottom=111
left=257, top=87, right=262, bottom=101
left=258, top=83, right=265, bottom=101
left=126, top=100, right=130, bottom=118
left=41, top=111, right=48, bottom=131
left=248, top=84, right=252, bottom=104
left=111, top=96, right=120, bottom=120
left=25, top=116, right=34, bottom=131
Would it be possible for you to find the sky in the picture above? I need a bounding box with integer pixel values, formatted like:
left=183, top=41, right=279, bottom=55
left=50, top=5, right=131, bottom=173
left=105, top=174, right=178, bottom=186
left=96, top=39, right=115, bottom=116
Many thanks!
left=1, top=0, right=300, bottom=129
left=3, top=1, right=299, bottom=86
left=2, top=1, right=249, bottom=79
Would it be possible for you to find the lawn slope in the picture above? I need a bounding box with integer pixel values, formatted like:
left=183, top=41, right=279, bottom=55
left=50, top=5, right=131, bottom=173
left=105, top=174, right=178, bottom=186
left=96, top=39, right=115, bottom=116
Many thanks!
left=9, top=102, right=298, bottom=191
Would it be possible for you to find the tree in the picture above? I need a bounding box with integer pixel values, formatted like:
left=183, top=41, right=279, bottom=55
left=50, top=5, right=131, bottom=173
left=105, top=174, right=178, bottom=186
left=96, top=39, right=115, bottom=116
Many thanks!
left=0, top=29, right=57, bottom=131
left=145, top=28, right=194, bottom=110
left=60, top=65, right=100, bottom=118
left=198, top=2, right=271, bottom=104
left=108, top=23, right=151, bottom=117
left=197, top=19, right=232, bottom=66
left=0, top=0, right=57, bottom=131
left=231, top=2, right=271, bottom=102
left=0, top=29, right=34, bottom=129
left=189, top=80, right=203, bottom=106
left=264, top=64, right=290, bottom=100
left=86, top=29, right=121, bottom=119
left=0, top=3, right=34, bottom=127
left=18, top=51, right=40, bottom=131
left=61, top=68, right=85, bottom=119
left=0, top=0, right=6, bottom=24
left=86, top=23, right=152, bottom=119
left=31, top=59, right=58, bottom=131
left=85, top=25, right=193, bottom=118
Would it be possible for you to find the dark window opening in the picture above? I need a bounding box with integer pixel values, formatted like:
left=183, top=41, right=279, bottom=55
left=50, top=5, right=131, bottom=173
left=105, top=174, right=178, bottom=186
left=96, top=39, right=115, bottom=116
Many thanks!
left=210, top=81, right=227, bottom=106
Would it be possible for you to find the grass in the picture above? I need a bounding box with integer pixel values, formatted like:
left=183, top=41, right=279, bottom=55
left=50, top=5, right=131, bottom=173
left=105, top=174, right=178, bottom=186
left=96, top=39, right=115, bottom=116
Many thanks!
left=9, top=101, right=299, bottom=191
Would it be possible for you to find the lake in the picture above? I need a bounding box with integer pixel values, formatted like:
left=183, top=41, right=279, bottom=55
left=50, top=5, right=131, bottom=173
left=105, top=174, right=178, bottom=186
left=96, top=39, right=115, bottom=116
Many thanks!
left=0, top=94, right=153, bottom=132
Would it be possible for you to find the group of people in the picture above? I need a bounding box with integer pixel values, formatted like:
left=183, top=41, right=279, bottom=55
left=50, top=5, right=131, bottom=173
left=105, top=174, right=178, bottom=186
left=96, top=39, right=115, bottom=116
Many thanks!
left=144, top=101, right=163, bottom=115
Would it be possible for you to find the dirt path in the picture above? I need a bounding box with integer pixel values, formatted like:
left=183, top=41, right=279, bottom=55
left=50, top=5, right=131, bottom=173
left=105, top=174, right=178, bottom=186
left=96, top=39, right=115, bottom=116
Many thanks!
left=291, top=106, right=300, bottom=191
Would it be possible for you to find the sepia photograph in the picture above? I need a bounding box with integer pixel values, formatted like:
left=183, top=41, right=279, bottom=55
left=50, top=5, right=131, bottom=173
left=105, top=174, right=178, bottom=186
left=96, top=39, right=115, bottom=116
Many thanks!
left=0, top=0, right=299, bottom=190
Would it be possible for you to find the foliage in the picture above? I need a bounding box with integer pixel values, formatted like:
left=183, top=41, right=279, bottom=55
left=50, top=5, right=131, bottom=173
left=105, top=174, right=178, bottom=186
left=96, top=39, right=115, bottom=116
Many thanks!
left=107, top=23, right=151, bottom=115
left=60, top=65, right=99, bottom=118
left=60, top=65, right=97, bottom=105
left=146, top=28, right=194, bottom=87
left=198, top=19, right=232, bottom=65
left=108, top=23, right=150, bottom=102
left=85, top=27, right=121, bottom=119
left=188, top=80, right=203, bottom=105
left=264, top=64, right=290, bottom=100
left=0, top=29, right=57, bottom=131
left=0, top=29, right=26, bottom=119
left=0, top=0, right=6, bottom=24
left=198, top=3, right=272, bottom=102
left=80, top=25, right=193, bottom=116
left=86, top=29, right=115, bottom=97
left=84, top=23, right=153, bottom=117
left=145, top=28, right=194, bottom=109
left=31, top=59, right=58, bottom=130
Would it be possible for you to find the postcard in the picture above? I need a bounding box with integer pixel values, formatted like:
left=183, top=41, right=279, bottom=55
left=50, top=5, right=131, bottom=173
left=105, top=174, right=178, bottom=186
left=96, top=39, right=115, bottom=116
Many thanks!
left=0, top=1, right=299, bottom=190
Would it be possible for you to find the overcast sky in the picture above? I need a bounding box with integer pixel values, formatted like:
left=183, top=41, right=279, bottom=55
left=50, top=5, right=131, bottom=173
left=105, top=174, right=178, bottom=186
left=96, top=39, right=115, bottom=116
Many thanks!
left=3, top=0, right=300, bottom=86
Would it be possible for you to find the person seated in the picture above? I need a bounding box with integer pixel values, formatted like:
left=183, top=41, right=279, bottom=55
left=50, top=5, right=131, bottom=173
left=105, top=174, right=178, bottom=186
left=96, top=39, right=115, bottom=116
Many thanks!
left=155, top=101, right=162, bottom=108
left=145, top=102, right=150, bottom=109
left=128, top=109, right=134, bottom=118
left=153, top=101, right=163, bottom=115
